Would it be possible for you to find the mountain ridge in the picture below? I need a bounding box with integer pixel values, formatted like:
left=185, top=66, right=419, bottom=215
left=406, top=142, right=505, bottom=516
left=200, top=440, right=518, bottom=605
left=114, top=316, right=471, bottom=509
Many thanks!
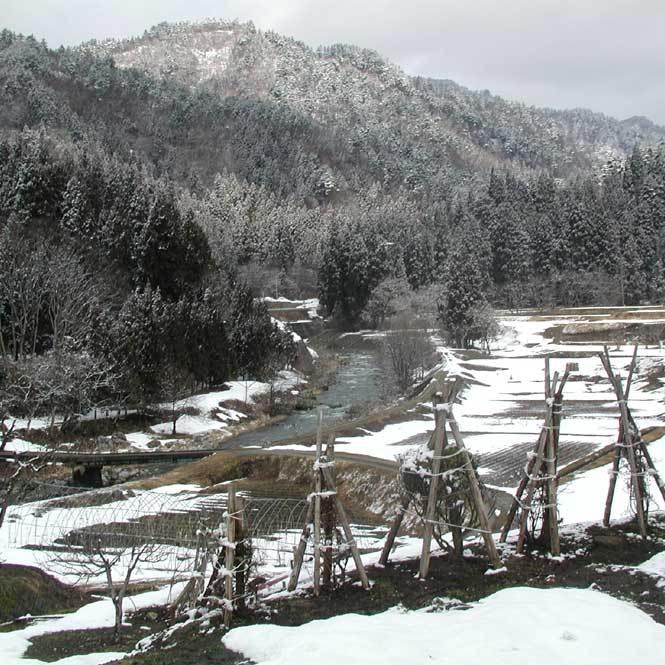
left=83, top=19, right=665, bottom=179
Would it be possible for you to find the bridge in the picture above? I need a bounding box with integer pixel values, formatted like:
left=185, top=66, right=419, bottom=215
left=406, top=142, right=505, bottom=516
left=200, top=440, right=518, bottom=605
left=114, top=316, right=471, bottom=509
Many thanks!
left=0, top=446, right=398, bottom=486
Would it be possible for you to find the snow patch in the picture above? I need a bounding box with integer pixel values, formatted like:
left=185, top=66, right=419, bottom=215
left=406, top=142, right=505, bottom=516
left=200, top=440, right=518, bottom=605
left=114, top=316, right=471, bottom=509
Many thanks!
left=223, top=587, right=665, bottom=665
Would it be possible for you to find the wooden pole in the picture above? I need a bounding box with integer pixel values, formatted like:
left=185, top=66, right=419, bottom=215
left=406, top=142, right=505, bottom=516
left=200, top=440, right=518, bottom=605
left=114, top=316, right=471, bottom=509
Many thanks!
left=313, top=409, right=323, bottom=596
left=224, top=483, right=237, bottom=628
left=624, top=344, right=639, bottom=400
left=600, top=349, right=648, bottom=537
left=500, top=439, right=541, bottom=542
left=445, top=410, right=502, bottom=568
left=322, top=435, right=336, bottom=588
left=639, top=439, right=665, bottom=503
left=379, top=495, right=411, bottom=566
left=616, top=374, right=648, bottom=537
left=287, top=500, right=314, bottom=591
left=515, top=428, right=548, bottom=552
left=320, top=465, right=370, bottom=590
left=603, top=434, right=623, bottom=526
left=419, top=393, right=446, bottom=578
left=544, top=361, right=561, bottom=556
left=234, top=493, right=246, bottom=612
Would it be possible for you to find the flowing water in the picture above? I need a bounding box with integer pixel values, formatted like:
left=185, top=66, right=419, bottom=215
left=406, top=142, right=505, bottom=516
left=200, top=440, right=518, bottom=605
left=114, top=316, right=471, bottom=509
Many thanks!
left=222, top=345, right=384, bottom=448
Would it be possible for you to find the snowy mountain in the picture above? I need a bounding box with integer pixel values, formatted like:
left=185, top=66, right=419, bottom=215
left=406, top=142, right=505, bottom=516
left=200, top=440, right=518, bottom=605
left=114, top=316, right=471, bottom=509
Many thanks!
left=87, top=20, right=665, bottom=179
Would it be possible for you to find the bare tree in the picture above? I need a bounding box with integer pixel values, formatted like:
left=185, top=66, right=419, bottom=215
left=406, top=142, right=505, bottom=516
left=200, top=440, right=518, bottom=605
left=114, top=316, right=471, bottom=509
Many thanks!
left=160, top=364, right=195, bottom=435
left=466, top=302, right=502, bottom=353
left=0, top=350, right=116, bottom=439
left=362, top=277, right=411, bottom=329
left=0, top=230, right=46, bottom=362
left=54, top=527, right=167, bottom=639
left=380, top=316, right=436, bottom=393
left=0, top=455, right=50, bottom=530
left=43, top=246, right=97, bottom=357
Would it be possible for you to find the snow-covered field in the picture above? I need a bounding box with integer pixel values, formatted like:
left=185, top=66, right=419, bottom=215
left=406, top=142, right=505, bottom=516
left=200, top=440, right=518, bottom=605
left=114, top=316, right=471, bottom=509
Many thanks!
left=273, top=310, right=665, bottom=526
left=224, top=586, right=665, bottom=665
left=2, top=308, right=665, bottom=664
left=0, top=485, right=207, bottom=586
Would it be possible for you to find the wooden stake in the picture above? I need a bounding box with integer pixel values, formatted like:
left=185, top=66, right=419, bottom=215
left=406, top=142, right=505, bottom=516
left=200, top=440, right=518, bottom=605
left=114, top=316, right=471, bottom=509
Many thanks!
left=419, top=393, right=446, bottom=578
left=320, top=465, right=370, bottom=590
left=322, top=436, right=336, bottom=588
left=446, top=411, right=502, bottom=568
left=515, top=428, right=548, bottom=552
left=625, top=344, right=639, bottom=400
left=639, top=439, right=665, bottom=503
left=224, top=483, right=237, bottom=628
left=603, top=435, right=623, bottom=526
left=600, top=349, right=648, bottom=537
left=379, top=495, right=411, bottom=566
left=234, top=493, right=246, bottom=611
left=616, top=374, right=648, bottom=537
left=313, top=409, right=323, bottom=596
left=287, top=500, right=314, bottom=592
left=544, top=361, right=560, bottom=556
left=500, top=440, right=541, bottom=542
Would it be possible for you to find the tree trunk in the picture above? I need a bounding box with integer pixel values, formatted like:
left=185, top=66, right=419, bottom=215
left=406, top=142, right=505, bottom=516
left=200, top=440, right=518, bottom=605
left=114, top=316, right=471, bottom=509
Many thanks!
left=451, top=526, right=464, bottom=557
left=113, top=596, right=123, bottom=640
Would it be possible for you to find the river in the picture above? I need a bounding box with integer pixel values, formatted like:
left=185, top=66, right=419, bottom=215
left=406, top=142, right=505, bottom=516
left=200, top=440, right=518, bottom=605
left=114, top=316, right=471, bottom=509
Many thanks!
left=222, top=343, right=384, bottom=448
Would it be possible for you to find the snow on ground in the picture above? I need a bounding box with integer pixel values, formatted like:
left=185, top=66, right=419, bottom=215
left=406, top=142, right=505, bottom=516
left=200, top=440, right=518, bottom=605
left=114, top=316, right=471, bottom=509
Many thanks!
left=558, top=438, right=665, bottom=525
left=223, top=587, right=665, bottom=665
left=0, top=585, right=181, bottom=665
left=0, top=486, right=210, bottom=586
left=263, top=296, right=320, bottom=320
left=274, top=415, right=435, bottom=459
left=164, top=371, right=303, bottom=413
left=638, top=551, right=665, bottom=587
left=269, top=310, right=665, bottom=528
left=135, top=371, right=304, bottom=441
left=1, top=438, right=46, bottom=453
left=150, top=414, right=228, bottom=435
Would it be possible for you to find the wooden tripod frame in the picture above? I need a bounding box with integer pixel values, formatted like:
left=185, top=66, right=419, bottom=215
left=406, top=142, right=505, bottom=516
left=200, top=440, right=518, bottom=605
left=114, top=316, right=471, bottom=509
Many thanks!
left=381, top=381, right=502, bottom=577
left=500, top=359, right=575, bottom=555
left=601, top=345, right=665, bottom=537
left=287, top=411, right=370, bottom=593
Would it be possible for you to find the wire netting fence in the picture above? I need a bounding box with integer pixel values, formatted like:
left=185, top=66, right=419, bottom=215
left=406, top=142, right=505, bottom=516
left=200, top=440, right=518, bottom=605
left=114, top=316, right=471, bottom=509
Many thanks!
left=1, top=486, right=387, bottom=589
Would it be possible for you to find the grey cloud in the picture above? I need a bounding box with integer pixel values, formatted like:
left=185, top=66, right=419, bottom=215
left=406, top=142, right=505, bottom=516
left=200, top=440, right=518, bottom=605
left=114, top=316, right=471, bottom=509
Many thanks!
left=3, top=0, right=665, bottom=122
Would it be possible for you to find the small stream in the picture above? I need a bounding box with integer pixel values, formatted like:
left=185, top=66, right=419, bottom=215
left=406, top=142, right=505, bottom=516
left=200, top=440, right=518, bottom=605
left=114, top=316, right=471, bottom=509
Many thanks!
left=223, top=343, right=384, bottom=448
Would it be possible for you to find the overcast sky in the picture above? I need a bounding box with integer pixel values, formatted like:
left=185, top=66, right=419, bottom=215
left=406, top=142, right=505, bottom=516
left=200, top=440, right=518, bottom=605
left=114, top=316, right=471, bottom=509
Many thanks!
left=4, top=0, right=665, bottom=123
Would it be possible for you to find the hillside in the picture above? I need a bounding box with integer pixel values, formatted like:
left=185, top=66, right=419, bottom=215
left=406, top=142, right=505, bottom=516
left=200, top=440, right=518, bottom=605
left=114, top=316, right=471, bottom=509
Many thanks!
left=89, top=20, right=665, bottom=180
left=2, top=21, right=665, bottom=327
